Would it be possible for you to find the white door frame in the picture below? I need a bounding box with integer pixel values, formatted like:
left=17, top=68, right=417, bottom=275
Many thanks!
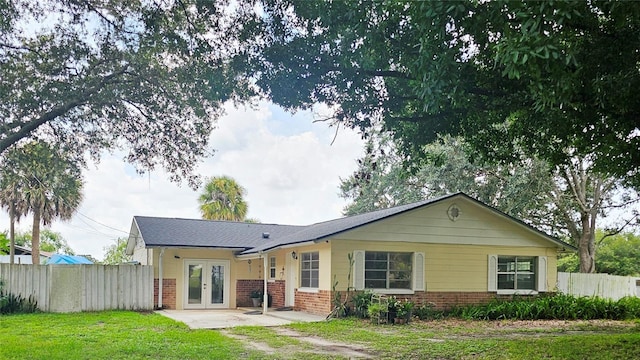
left=285, top=252, right=297, bottom=307
left=183, top=259, right=230, bottom=309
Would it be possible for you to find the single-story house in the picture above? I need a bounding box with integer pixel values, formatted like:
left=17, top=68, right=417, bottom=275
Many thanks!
left=0, top=245, right=52, bottom=264
left=126, top=192, right=575, bottom=315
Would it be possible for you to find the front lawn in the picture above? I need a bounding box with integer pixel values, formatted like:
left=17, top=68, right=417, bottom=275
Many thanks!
left=0, top=311, right=258, bottom=360
left=288, top=318, right=640, bottom=359
left=1, top=311, right=639, bottom=359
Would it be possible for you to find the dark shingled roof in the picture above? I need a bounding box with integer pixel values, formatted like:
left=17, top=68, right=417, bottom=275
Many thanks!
left=133, top=216, right=304, bottom=249
left=132, top=193, right=576, bottom=253
left=241, top=193, right=457, bottom=254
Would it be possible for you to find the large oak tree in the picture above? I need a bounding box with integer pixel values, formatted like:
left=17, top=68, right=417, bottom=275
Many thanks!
left=1, top=0, right=250, bottom=185
left=232, top=0, right=640, bottom=188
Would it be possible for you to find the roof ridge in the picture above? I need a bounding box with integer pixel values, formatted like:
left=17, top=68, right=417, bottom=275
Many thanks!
left=132, top=215, right=301, bottom=227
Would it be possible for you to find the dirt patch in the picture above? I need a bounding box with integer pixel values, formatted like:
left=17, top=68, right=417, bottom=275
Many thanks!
left=221, top=327, right=374, bottom=359
left=220, top=330, right=278, bottom=355
left=274, top=328, right=375, bottom=359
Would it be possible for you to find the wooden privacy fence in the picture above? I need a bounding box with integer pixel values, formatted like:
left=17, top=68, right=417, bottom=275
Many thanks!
left=0, top=264, right=153, bottom=312
left=557, top=272, right=639, bottom=300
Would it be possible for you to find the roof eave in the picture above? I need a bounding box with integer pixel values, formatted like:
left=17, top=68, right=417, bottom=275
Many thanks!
left=239, top=239, right=320, bottom=255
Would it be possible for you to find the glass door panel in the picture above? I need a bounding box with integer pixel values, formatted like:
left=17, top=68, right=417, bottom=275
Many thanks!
left=187, top=264, right=203, bottom=305
left=210, top=265, right=224, bottom=305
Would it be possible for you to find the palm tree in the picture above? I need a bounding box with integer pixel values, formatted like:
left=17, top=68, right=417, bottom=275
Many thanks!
left=0, top=149, right=27, bottom=264
left=198, top=176, right=248, bottom=221
left=0, top=142, right=83, bottom=264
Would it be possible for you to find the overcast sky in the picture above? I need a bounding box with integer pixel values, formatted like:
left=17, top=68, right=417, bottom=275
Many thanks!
left=0, top=102, right=364, bottom=260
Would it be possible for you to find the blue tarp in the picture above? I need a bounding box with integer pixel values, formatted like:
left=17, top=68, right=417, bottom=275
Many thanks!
left=46, top=254, right=93, bottom=265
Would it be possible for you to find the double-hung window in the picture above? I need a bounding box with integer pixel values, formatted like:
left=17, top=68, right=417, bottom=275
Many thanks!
left=364, top=252, right=412, bottom=289
left=300, top=252, right=319, bottom=288
left=489, top=255, right=548, bottom=293
left=269, top=256, right=276, bottom=279
left=497, top=256, right=536, bottom=290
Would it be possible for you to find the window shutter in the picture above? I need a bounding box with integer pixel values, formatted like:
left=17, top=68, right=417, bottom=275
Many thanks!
left=537, top=256, right=548, bottom=292
left=353, top=250, right=365, bottom=290
left=413, top=252, right=425, bottom=291
left=487, top=254, right=498, bottom=292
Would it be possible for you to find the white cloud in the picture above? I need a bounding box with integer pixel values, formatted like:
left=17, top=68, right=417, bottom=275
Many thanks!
left=0, top=102, right=364, bottom=260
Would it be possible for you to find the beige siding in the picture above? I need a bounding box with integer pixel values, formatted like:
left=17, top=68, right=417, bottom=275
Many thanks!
left=284, top=242, right=332, bottom=290
left=331, top=240, right=558, bottom=293
left=235, top=249, right=291, bottom=282
left=333, top=197, right=559, bottom=248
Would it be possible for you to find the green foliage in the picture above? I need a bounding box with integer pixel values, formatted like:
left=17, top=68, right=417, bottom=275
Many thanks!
left=450, top=294, right=640, bottom=321
left=596, top=231, right=640, bottom=276
left=340, top=134, right=639, bottom=273
left=0, top=232, right=8, bottom=254
left=340, top=135, right=555, bottom=225
left=350, top=291, right=373, bottom=319
left=102, top=238, right=132, bottom=265
left=198, top=176, right=249, bottom=221
left=239, top=0, right=640, bottom=188
left=0, top=142, right=83, bottom=263
left=366, top=302, right=386, bottom=322
left=1, top=1, right=250, bottom=186
left=413, top=303, right=444, bottom=320
left=558, top=231, right=640, bottom=276
left=557, top=253, right=580, bottom=273
left=0, top=280, right=38, bottom=315
left=13, top=229, right=75, bottom=255
left=387, top=297, right=415, bottom=323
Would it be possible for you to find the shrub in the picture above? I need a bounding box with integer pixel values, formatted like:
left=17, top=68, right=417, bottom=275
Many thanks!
left=414, top=302, right=445, bottom=320
left=351, top=291, right=373, bottom=318
left=367, top=302, right=387, bottom=323
left=0, top=279, right=38, bottom=315
left=451, top=294, right=640, bottom=321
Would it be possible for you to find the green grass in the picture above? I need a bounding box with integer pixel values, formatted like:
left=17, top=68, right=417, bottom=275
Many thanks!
left=1, top=311, right=640, bottom=359
left=289, top=318, right=640, bottom=359
left=0, top=311, right=259, bottom=360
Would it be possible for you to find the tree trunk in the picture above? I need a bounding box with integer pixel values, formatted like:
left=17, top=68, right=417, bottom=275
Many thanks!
left=578, top=211, right=597, bottom=273
left=9, top=204, right=15, bottom=265
left=32, top=209, right=41, bottom=265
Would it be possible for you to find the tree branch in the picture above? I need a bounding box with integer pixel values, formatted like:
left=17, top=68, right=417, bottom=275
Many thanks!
left=0, top=68, right=128, bottom=153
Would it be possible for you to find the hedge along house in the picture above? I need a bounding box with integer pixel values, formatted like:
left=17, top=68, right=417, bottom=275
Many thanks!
left=126, top=193, right=575, bottom=315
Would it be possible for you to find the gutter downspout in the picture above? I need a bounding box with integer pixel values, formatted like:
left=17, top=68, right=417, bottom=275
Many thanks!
left=262, top=252, right=268, bottom=314
left=158, top=248, right=165, bottom=309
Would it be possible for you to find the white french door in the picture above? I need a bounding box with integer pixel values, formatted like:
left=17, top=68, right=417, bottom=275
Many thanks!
left=285, top=254, right=298, bottom=307
left=184, top=260, right=230, bottom=309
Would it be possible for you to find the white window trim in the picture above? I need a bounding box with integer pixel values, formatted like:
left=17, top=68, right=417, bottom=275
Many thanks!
left=269, top=256, right=277, bottom=279
left=489, top=254, right=547, bottom=293
left=497, top=290, right=539, bottom=296
left=356, top=250, right=416, bottom=291
left=370, top=289, right=415, bottom=295
left=297, top=287, right=319, bottom=294
left=300, top=251, right=319, bottom=289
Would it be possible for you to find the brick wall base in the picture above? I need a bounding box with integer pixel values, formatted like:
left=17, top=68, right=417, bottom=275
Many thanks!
left=297, top=290, right=515, bottom=316
left=154, top=278, right=176, bottom=309
left=294, top=289, right=332, bottom=315
left=236, top=279, right=285, bottom=308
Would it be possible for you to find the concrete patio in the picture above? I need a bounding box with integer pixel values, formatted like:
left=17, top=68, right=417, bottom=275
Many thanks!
left=157, top=308, right=326, bottom=329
